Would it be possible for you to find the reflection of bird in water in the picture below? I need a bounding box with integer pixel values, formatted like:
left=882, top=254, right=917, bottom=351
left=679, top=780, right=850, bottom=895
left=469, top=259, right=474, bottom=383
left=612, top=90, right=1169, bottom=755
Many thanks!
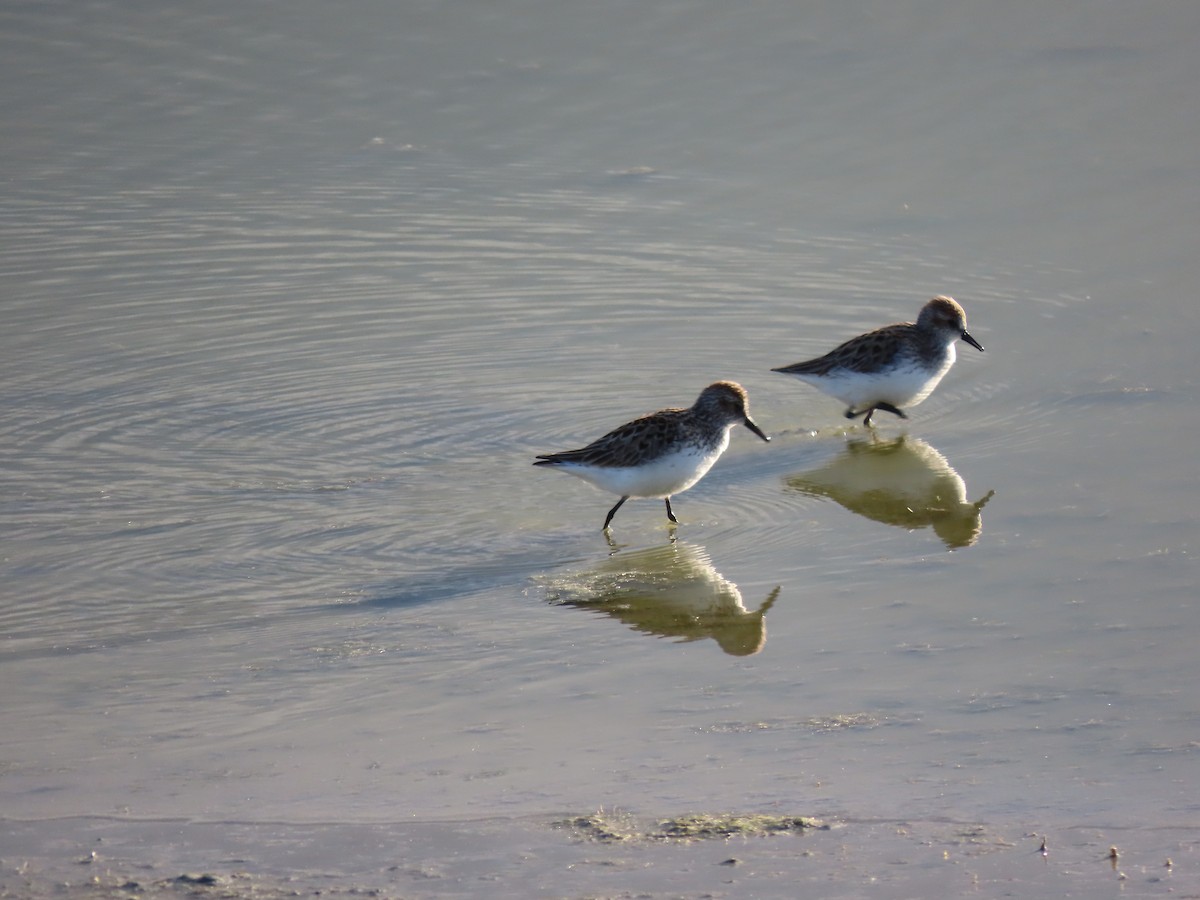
left=540, top=542, right=780, bottom=656
left=785, top=435, right=995, bottom=549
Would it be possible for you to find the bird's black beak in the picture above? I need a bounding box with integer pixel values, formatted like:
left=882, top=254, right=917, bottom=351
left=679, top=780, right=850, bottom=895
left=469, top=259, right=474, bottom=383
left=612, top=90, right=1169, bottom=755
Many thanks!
left=745, top=418, right=770, bottom=442
left=962, top=330, right=984, bottom=352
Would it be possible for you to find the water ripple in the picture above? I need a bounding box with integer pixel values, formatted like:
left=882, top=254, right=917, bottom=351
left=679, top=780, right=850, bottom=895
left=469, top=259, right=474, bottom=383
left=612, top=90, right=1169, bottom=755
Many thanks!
left=1, top=154, right=1084, bottom=657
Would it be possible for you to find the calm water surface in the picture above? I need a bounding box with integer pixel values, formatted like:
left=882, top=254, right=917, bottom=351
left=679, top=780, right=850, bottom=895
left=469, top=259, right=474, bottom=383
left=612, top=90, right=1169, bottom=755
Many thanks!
left=2, top=0, right=1198, bottom=870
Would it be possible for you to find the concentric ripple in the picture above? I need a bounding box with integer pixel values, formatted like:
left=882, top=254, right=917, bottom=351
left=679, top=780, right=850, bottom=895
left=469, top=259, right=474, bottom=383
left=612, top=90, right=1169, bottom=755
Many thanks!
left=2, top=156, right=1085, bottom=659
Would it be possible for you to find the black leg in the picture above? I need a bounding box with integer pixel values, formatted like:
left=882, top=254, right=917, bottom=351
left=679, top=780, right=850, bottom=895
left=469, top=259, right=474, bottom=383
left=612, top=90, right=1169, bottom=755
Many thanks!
left=603, top=496, right=629, bottom=530
left=664, top=497, right=678, bottom=524
left=844, top=407, right=861, bottom=420
left=875, top=402, right=908, bottom=419
left=862, top=407, right=876, bottom=427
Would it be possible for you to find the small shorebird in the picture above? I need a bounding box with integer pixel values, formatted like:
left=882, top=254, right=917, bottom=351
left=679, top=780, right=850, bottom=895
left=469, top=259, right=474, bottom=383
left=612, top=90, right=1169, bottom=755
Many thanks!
left=534, top=381, right=770, bottom=530
left=772, top=296, right=983, bottom=426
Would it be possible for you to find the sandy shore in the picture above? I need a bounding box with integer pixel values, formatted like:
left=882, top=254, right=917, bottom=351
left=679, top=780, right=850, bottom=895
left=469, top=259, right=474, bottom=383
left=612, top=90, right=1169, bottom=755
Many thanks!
left=2, top=812, right=1192, bottom=898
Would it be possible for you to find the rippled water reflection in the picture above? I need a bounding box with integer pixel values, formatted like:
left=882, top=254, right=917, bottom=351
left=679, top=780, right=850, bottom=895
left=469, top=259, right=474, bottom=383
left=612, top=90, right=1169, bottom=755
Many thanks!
left=541, top=541, right=781, bottom=656
left=785, top=435, right=996, bottom=549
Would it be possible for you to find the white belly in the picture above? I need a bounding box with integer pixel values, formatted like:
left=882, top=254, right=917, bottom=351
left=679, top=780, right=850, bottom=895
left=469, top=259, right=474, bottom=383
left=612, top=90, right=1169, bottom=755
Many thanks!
left=560, top=440, right=728, bottom=498
left=796, top=353, right=954, bottom=410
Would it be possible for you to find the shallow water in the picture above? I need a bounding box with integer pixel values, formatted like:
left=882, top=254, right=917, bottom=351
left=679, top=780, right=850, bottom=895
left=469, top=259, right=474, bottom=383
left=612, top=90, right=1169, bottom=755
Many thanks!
left=2, top=0, right=1198, bottom=877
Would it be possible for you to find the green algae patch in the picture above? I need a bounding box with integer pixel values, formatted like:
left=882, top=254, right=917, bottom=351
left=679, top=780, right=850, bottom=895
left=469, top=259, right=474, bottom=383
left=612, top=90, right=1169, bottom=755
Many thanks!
left=559, top=810, right=827, bottom=843
left=658, top=813, right=824, bottom=839
left=558, top=808, right=642, bottom=843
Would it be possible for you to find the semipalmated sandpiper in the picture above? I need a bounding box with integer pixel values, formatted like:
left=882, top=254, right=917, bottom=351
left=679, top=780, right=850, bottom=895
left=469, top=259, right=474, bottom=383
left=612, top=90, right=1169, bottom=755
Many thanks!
left=534, top=381, right=770, bottom=530
left=772, top=296, right=983, bottom=425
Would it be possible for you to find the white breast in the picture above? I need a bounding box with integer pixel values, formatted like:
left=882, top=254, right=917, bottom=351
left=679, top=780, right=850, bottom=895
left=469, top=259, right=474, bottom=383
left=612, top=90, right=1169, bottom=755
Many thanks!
left=797, top=347, right=955, bottom=410
left=560, top=432, right=730, bottom=498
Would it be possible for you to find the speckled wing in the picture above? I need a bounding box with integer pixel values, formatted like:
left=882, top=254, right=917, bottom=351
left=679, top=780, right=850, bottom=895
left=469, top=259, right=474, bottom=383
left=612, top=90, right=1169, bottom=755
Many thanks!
left=535, top=408, right=688, bottom=468
left=773, top=323, right=912, bottom=375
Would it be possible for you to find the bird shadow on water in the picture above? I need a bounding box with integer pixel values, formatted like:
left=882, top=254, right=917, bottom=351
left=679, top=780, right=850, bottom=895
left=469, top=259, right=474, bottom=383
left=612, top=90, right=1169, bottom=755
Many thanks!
left=535, top=539, right=780, bottom=656
left=784, top=434, right=996, bottom=550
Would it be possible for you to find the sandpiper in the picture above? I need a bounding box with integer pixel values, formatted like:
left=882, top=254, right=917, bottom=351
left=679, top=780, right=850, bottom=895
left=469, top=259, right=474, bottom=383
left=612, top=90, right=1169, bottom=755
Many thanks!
left=772, top=296, right=983, bottom=425
left=534, top=381, right=770, bottom=530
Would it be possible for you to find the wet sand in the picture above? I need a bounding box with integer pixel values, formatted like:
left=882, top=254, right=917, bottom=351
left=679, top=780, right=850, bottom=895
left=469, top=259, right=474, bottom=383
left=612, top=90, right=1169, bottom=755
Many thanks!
left=3, top=813, right=1193, bottom=898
